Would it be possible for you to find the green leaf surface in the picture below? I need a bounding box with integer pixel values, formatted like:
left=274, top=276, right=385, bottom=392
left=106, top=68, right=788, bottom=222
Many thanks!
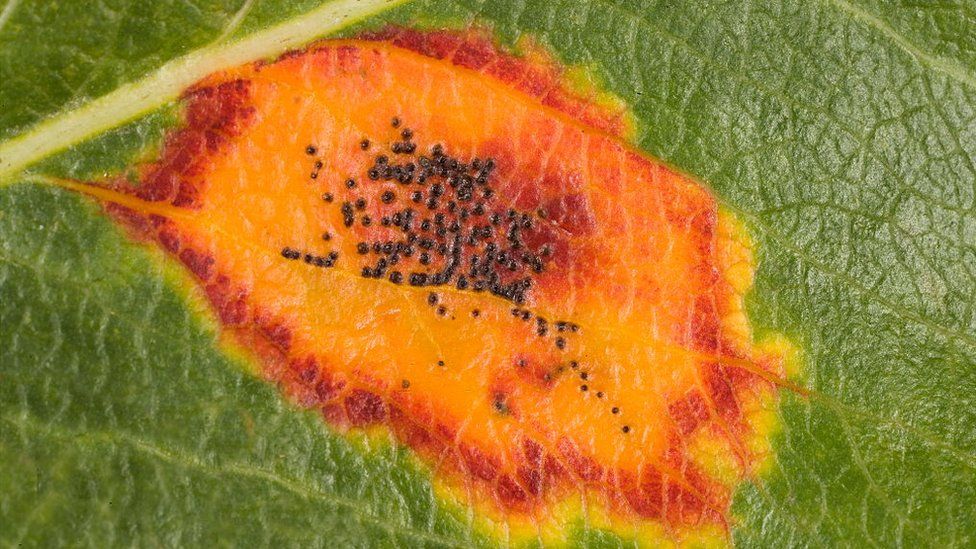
left=1, top=0, right=974, bottom=546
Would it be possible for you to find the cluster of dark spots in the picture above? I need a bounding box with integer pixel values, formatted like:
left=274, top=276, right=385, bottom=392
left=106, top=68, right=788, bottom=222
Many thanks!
left=564, top=365, right=628, bottom=432
left=510, top=307, right=577, bottom=352
left=280, top=246, right=339, bottom=268
left=555, top=320, right=580, bottom=333
left=306, top=145, right=326, bottom=178
left=310, top=159, right=324, bottom=179
left=311, top=120, right=556, bottom=306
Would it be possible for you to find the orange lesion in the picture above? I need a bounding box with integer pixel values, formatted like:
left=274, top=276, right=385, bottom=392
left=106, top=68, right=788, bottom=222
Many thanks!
left=64, top=27, right=797, bottom=545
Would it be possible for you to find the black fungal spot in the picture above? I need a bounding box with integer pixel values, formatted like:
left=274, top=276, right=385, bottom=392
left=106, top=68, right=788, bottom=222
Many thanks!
left=401, top=379, right=410, bottom=389
left=493, top=396, right=510, bottom=415
left=622, top=425, right=631, bottom=433
left=306, top=145, right=317, bottom=155
left=281, top=247, right=301, bottom=260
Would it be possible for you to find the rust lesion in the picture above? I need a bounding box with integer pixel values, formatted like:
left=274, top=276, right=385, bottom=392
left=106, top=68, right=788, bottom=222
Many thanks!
left=57, top=26, right=799, bottom=546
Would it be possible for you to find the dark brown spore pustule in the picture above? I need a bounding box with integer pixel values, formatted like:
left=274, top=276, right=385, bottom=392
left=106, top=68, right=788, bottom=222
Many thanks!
left=318, top=119, right=563, bottom=307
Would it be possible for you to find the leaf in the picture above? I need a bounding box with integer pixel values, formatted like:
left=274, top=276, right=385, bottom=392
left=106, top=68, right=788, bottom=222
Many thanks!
left=1, top=1, right=974, bottom=548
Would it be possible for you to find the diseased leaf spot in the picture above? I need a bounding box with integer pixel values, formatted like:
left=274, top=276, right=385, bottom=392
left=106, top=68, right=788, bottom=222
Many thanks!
left=70, top=26, right=798, bottom=544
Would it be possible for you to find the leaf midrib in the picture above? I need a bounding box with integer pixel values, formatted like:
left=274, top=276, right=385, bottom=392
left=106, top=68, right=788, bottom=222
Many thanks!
left=0, top=0, right=411, bottom=181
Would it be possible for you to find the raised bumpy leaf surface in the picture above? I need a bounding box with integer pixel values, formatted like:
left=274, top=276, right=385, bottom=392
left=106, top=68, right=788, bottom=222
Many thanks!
left=1, top=1, right=974, bottom=547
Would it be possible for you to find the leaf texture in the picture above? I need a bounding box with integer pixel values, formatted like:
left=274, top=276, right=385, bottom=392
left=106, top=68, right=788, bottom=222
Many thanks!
left=1, top=0, right=974, bottom=547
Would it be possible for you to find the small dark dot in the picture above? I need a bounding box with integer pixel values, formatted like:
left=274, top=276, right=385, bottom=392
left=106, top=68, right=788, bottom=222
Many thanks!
left=401, top=379, right=410, bottom=389
left=322, top=192, right=333, bottom=202
left=472, top=309, right=480, bottom=318
left=381, top=190, right=395, bottom=203
left=555, top=337, right=566, bottom=350
left=401, top=128, right=413, bottom=139
left=580, top=372, right=589, bottom=380
left=596, top=391, right=604, bottom=398
left=580, top=384, right=588, bottom=391
left=391, top=117, right=401, bottom=128
left=322, top=232, right=331, bottom=241
left=280, top=247, right=300, bottom=260
left=622, top=425, right=630, bottom=434
left=306, top=145, right=316, bottom=155
left=427, top=292, right=438, bottom=305
left=437, top=305, right=447, bottom=316
left=389, top=271, right=403, bottom=284
left=437, top=360, right=445, bottom=367
left=570, top=361, right=579, bottom=369
left=355, top=198, right=366, bottom=210
left=360, top=139, right=370, bottom=150
left=361, top=216, right=372, bottom=226
left=346, top=179, right=357, bottom=189
left=612, top=407, right=620, bottom=414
